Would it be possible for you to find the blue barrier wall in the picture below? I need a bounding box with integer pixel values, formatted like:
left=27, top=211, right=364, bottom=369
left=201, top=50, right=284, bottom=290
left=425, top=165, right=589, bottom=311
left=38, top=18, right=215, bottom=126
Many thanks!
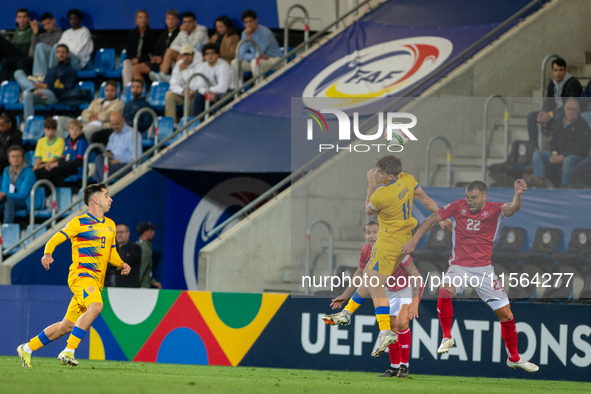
left=1, top=1, right=279, bottom=30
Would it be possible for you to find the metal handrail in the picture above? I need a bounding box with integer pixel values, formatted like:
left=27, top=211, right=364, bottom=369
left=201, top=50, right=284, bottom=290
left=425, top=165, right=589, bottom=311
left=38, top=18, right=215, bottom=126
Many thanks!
left=284, top=5, right=310, bottom=65
left=29, top=180, right=57, bottom=229
left=305, top=220, right=334, bottom=295
left=234, top=39, right=260, bottom=99
left=425, top=136, right=452, bottom=187
left=482, top=94, right=509, bottom=182
left=538, top=53, right=561, bottom=148
left=184, top=73, right=211, bottom=136
left=133, top=107, right=158, bottom=160
left=205, top=0, right=544, bottom=238
left=82, top=143, right=109, bottom=191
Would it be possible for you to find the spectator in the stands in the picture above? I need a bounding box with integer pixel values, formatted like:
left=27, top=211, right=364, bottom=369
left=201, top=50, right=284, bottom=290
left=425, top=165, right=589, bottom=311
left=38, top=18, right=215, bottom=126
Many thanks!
left=94, top=111, right=142, bottom=182
left=209, top=15, right=239, bottom=64
left=0, top=145, right=36, bottom=223
left=1, top=12, right=61, bottom=81
left=105, top=223, right=142, bottom=287
left=30, top=9, right=93, bottom=78
left=121, top=10, right=157, bottom=89
left=191, top=43, right=234, bottom=116
left=80, top=80, right=124, bottom=141
left=128, top=9, right=180, bottom=89
left=32, top=117, right=65, bottom=172
left=527, top=58, right=582, bottom=146
left=232, top=10, right=282, bottom=76
left=150, top=12, right=209, bottom=82
left=34, top=119, right=87, bottom=187
left=0, top=113, right=23, bottom=173
left=14, top=44, right=77, bottom=119
left=0, top=9, right=31, bottom=67
left=165, top=44, right=203, bottom=124
left=527, top=98, right=590, bottom=188
left=123, top=79, right=152, bottom=133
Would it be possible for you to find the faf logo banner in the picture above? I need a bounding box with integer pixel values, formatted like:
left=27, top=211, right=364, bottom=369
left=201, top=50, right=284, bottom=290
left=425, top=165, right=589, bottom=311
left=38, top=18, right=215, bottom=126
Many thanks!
left=302, top=37, right=453, bottom=110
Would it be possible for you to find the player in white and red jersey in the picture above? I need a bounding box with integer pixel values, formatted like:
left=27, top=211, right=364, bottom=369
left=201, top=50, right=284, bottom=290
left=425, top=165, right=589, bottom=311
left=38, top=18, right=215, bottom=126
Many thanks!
left=401, top=180, right=539, bottom=373
left=330, top=221, right=423, bottom=378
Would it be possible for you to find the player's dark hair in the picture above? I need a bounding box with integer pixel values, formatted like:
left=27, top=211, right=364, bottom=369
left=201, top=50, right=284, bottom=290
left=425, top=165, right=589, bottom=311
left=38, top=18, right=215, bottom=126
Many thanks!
left=67, top=9, right=83, bottom=20
left=183, top=12, right=196, bottom=21
left=241, top=10, right=257, bottom=21
left=166, top=9, right=180, bottom=19
left=8, top=145, right=25, bottom=156
left=215, top=15, right=236, bottom=36
left=40, top=13, right=54, bottom=21
left=56, top=44, right=69, bottom=53
left=202, top=43, right=219, bottom=56
left=43, top=117, right=57, bottom=130
left=364, top=220, right=378, bottom=231
left=105, top=80, right=118, bottom=89
left=131, top=79, right=144, bottom=86
left=16, top=8, right=29, bottom=16
left=466, top=181, right=487, bottom=194
left=375, top=155, right=402, bottom=177
left=84, top=183, right=107, bottom=206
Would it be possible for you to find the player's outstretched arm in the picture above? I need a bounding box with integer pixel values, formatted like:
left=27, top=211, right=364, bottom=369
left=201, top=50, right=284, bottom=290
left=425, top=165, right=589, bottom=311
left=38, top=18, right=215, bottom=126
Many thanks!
left=401, top=212, right=443, bottom=255
left=502, top=179, right=527, bottom=218
left=403, top=260, right=422, bottom=319
left=330, top=267, right=363, bottom=309
left=414, top=185, right=439, bottom=213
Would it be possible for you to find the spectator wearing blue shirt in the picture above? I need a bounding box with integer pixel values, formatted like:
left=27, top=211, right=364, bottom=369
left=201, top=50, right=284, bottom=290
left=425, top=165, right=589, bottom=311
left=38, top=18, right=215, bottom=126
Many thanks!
left=35, top=119, right=88, bottom=187
left=13, top=44, right=77, bottom=119
left=0, top=145, right=37, bottom=223
left=94, top=111, right=142, bottom=182
left=232, top=10, right=282, bottom=76
left=123, top=79, right=152, bottom=133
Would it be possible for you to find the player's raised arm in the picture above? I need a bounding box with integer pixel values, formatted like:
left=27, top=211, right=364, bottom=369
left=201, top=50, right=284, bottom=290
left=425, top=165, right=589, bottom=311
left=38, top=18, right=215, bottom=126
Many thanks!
left=502, top=179, right=527, bottom=218
left=365, top=168, right=378, bottom=215
left=414, top=185, right=439, bottom=213
left=41, top=220, right=79, bottom=270
left=401, top=212, right=443, bottom=255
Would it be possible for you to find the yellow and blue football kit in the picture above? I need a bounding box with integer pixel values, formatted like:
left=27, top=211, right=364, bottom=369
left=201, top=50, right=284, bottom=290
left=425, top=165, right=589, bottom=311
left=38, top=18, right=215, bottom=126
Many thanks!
left=367, top=172, right=419, bottom=276
left=44, top=212, right=125, bottom=323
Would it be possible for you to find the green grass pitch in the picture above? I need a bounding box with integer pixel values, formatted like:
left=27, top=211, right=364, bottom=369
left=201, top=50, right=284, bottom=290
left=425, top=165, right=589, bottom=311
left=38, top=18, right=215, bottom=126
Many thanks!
left=1, top=356, right=590, bottom=394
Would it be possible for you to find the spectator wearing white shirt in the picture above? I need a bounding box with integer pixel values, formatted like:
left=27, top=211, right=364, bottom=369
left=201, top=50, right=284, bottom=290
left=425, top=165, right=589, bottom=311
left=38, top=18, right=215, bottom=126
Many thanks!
left=31, top=9, right=93, bottom=78
left=191, top=43, right=234, bottom=116
left=164, top=44, right=203, bottom=124
left=150, top=12, right=208, bottom=82
left=94, top=111, right=142, bottom=182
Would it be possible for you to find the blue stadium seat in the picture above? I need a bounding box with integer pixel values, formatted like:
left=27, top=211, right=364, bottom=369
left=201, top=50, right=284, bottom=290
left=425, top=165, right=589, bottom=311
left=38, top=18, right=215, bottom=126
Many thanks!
left=143, top=116, right=173, bottom=147
left=77, top=81, right=96, bottom=110
left=172, top=116, right=201, bottom=145
left=15, top=186, right=45, bottom=218
left=94, top=48, right=116, bottom=76
left=22, top=116, right=45, bottom=144
left=122, top=81, right=146, bottom=104
left=99, top=81, right=121, bottom=99
left=25, top=150, right=35, bottom=166
left=148, top=82, right=169, bottom=111
left=103, top=49, right=126, bottom=79
left=55, top=187, right=73, bottom=215
left=24, top=224, right=47, bottom=246
left=2, top=223, right=21, bottom=253
left=77, top=57, right=96, bottom=79
left=0, top=81, right=20, bottom=109
left=15, top=115, right=20, bottom=129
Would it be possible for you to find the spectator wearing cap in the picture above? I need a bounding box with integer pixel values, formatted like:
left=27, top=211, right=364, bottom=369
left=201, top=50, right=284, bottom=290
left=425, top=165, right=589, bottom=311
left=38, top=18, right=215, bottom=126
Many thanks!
left=1, top=12, right=62, bottom=81
left=191, top=43, right=234, bottom=116
left=30, top=9, right=93, bottom=78
left=136, top=222, right=162, bottom=289
left=0, top=113, right=23, bottom=173
left=0, top=145, right=36, bottom=223
left=105, top=223, right=142, bottom=288
left=232, top=10, right=282, bottom=76
left=150, top=12, right=209, bottom=82
left=164, top=44, right=203, bottom=123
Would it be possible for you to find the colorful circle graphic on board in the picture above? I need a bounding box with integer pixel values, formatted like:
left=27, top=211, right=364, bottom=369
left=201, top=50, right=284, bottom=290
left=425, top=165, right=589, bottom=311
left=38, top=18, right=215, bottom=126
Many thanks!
left=302, top=37, right=453, bottom=110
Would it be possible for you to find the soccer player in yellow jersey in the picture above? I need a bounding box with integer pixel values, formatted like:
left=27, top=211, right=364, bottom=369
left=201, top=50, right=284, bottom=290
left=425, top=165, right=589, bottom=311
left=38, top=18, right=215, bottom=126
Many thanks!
left=323, top=156, right=440, bottom=357
left=16, top=183, right=130, bottom=367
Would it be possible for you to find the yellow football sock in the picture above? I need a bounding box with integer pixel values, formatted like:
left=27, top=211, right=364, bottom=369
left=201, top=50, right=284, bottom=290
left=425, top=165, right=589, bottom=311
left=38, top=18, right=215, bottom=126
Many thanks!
left=66, top=327, right=87, bottom=351
left=376, top=306, right=391, bottom=331
left=344, top=291, right=365, bottom=313
left=29, top=330, right=51, bottom=351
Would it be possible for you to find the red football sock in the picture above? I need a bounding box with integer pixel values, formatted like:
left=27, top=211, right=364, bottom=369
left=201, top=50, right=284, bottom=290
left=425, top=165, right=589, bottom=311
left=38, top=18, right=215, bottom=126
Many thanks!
left=438, top=289, right=454, bottom=338
left=397, top=328, right=411, bottom=365
left=388, top=341, right=400, bottom=367
left=501, top=318, right=520, bottom=362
